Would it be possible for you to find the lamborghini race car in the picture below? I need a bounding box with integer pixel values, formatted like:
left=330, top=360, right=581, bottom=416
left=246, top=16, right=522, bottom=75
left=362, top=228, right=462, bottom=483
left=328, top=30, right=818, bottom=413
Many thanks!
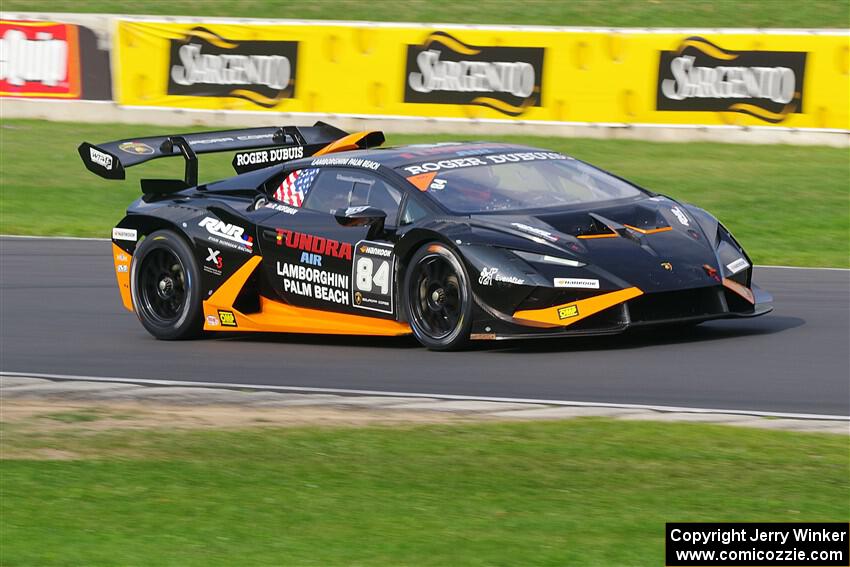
left=79, top=122, right=772, bottom=350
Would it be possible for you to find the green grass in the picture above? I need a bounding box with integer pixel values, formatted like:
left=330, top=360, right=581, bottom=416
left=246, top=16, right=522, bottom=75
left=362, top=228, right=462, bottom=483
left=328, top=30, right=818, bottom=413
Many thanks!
left=5, top=0, right=848, bottom=28
left=39, top=410, right=104, bottom=424
left=1, top=419, right=847, bottom=566
left=1, top=119, right=847, bottom=266
left=36, top=409, right=135, bottom=423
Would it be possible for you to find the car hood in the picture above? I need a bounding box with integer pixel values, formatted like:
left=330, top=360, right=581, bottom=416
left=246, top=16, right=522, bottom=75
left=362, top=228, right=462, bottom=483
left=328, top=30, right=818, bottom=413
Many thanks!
left=471, top=196, right=722, bottom=291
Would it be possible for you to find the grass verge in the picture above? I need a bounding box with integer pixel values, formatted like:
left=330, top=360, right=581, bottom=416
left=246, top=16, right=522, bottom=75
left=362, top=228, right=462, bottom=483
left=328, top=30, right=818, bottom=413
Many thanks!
left=1, top=418, right=847, bottom=566
left=5, top=0, right=848, bottom=28
left=1, top=119, right=847, bottom=266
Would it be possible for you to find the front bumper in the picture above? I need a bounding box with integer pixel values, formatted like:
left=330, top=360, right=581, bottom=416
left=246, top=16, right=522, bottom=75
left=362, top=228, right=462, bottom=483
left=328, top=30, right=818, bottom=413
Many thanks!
left=469, top=283, right=773, bottom=340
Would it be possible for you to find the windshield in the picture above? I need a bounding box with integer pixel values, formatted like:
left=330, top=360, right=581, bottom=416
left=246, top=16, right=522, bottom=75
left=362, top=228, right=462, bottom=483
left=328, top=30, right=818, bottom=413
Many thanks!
left=404, top=153, right=643, bottom=214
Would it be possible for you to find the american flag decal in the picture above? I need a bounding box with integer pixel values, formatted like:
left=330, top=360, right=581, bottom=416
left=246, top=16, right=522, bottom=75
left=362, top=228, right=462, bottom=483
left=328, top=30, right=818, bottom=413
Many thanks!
left=274, top=168, right=318, bottom=207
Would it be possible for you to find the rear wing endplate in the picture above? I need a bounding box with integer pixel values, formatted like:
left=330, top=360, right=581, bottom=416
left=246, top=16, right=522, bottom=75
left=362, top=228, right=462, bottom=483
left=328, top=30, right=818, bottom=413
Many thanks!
left=78, top=121, right=384, bottom=193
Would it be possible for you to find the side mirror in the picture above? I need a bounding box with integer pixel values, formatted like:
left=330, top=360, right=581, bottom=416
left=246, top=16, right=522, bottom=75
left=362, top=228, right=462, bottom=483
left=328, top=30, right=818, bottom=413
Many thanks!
left=334, top=206, right=386, bottom=226
left=334, top=206, right=387, bottom=239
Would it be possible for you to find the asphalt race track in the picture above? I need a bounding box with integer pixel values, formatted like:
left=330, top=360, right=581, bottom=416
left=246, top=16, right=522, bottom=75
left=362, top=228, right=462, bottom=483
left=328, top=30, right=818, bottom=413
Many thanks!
left=1, top=237, right=848, bottom=416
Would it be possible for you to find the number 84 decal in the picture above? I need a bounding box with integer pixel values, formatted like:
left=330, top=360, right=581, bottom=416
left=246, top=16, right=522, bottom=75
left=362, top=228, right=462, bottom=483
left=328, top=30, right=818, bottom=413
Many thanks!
left=356, top=257, right=390, bottom=294
left=351, top=241, right=395, bottom=314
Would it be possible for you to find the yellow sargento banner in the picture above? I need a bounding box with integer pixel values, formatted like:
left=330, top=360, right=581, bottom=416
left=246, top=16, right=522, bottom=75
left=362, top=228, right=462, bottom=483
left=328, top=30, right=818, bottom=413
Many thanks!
left=116, top=20, right=850, bottom=129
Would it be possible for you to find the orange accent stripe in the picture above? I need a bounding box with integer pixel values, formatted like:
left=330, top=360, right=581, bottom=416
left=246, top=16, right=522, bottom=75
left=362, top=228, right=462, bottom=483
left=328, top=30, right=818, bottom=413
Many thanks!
left=722, top=278, right=755, bottom=304
left=577, top=232, right=618, bottom=239
left=406, top=172, right=437, bottom=191
left=203, top=255, right=412, bottom=336
left=206, top=256, right=263, bottom=308
left=312, top=131, right=376, bottom=157
left=112, top=243, right=133, bottom=312
left=623, top=224, right=672, bottom=235
left=513, top=287, right=643, bottom=328
left=206, top=298, right=412, bottom=336
left=577, top=226, right=672, bottom=239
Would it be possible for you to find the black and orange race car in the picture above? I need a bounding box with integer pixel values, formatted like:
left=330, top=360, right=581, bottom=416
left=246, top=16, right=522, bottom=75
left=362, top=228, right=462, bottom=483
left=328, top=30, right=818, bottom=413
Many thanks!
left=79, top=122, right=772, bottom=350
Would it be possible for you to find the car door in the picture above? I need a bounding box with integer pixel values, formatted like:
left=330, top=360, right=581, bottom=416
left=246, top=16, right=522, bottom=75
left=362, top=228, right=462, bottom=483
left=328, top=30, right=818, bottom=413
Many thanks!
left=257, top=166, right=405, bottom=319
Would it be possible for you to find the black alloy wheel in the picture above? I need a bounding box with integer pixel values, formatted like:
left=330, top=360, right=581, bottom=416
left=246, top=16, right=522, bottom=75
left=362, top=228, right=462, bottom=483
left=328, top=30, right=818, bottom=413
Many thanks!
left=404, top=242, right=472, bottom=350
left=131, top=230, right=203, bottom=340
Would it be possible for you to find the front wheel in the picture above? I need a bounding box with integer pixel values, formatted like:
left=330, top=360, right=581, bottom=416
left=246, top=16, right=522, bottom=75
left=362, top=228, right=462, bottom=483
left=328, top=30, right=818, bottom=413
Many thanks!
left=403, top=242, right=473, bottom=351
left=130, top=229, right=203, bottom=340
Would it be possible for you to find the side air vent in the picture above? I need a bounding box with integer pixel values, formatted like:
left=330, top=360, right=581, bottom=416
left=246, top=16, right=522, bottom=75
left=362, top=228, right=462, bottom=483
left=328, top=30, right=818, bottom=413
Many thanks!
left=233, top=266, right=261, bottom=314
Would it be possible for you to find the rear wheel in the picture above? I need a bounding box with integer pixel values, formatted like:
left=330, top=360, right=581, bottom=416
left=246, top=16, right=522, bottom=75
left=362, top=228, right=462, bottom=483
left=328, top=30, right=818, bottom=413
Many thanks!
left=130, top=230, right=203, bottom=340
left=404, top=242, right=472, bottom=351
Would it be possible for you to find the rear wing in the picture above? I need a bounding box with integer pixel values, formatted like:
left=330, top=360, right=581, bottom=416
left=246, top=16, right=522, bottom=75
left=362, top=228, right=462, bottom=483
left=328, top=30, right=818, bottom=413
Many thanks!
left=78, top=121, right=384, bottom=193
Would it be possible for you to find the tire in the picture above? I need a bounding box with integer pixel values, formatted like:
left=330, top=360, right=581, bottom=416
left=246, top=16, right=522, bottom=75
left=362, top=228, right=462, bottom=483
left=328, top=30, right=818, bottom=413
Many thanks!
left=130, top=229, right=204, bottom=340
left=403, top=242, right=473, bottom=351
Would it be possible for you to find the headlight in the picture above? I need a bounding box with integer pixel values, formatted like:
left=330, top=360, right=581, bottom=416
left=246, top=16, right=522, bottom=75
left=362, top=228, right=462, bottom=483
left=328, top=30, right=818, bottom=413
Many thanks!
left=512, top=250, right=585, bottom=267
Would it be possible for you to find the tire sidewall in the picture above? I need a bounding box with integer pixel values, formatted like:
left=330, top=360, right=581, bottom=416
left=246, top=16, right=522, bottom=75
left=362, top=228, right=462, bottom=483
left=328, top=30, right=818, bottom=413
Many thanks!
left=130, top=229, right=203, bottom=340
left=403, top=242, right=473, bottom=351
